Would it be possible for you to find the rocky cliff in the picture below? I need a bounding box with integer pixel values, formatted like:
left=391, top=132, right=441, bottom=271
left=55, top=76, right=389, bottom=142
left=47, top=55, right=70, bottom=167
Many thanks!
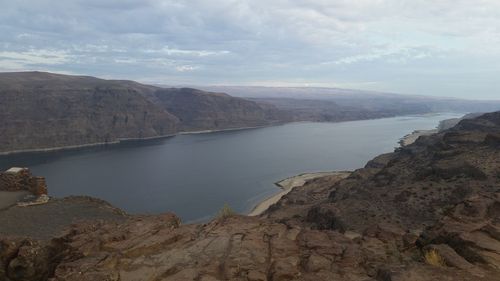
left=0, top=72, right=288, bottom=153
left=0, top=112, right=499, bottom=280
left=0, top=72, right=179, bottom=153
left=150, top=88, right=288, bottom=131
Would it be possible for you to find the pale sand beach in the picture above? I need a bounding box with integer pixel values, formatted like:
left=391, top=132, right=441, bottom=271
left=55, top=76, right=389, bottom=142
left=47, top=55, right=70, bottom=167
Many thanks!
left=248, top=171, right=347, bottom=216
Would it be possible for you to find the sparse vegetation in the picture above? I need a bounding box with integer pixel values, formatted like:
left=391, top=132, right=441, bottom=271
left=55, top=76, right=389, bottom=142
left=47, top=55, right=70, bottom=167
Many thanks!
left=424, top=249, right=446, bottom=267
left=216, top=203, right=236, bottom=219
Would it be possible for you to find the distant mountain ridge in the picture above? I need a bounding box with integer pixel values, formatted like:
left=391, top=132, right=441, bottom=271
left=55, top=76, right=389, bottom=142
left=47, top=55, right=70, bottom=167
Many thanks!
left=150, top=88, right=286, bottom=131
left=2, top=72, right=500, bottom=154
left=0, top=72, right=287, bottom=153
left=198, top=85, right=500, bottom=114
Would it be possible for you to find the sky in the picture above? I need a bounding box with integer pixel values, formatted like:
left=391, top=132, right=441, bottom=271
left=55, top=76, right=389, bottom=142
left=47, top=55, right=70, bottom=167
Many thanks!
left=1, top=0, right=500, bottom=99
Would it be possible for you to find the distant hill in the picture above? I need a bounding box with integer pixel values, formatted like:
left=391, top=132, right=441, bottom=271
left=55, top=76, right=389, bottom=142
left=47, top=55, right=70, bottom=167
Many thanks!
left=198, top=86, right=500, bottom=114
left=250, top=98, right=395, bottom=122
left=149, top=88, right=287, bottom=131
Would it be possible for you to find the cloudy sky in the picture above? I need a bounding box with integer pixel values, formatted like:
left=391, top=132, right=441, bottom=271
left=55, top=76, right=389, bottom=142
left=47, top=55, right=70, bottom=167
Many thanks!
left=1, top=0, right=500, bottom=99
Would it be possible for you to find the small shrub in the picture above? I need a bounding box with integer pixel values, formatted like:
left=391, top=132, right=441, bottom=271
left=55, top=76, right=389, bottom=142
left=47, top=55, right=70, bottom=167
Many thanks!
left=216, top=203, right=235, bottom=219
left=424, top=249, right=446, bottom=267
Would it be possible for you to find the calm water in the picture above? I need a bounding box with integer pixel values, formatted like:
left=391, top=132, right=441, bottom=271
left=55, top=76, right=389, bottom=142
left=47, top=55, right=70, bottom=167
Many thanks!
left=0, top=113, right=461, bottom=222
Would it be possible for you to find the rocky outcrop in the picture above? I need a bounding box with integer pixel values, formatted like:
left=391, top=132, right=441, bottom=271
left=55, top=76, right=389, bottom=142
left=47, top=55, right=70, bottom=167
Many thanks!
left=46, top=214, right=369, bottom=281
left=0, top=72, right=179, bottom=153
left=311, top=112, right=500, bottom=234
left=418, top=194, right=500, bottom=272
left=297, top=111, right=500, bottom=279
left=0, top=238, right=66, bottom=281
left=437, top=112, right=484, bottom=131
left=0, top=168, right=47, bottom=195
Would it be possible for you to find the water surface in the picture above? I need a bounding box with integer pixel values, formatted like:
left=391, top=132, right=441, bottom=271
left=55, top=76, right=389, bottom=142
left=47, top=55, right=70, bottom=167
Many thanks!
left=0, top=113, right=462, bottom=222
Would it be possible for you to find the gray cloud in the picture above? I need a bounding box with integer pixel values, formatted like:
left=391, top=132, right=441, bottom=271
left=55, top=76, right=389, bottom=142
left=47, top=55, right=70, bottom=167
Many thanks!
left=1, top=0, right=500, bottom=99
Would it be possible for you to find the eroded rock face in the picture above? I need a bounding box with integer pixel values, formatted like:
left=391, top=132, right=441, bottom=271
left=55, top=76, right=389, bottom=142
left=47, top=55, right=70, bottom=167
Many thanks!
left=418, top=194, right=500, bottom=272
left=0, top=72, right=289, bottom=153
left=0, top=238, right=66, bottom=281
left=0, top=72, right=179, bottom=153
left=150, top=88, right=289, bottom=132
left=0, top=168, right=47, bottom=195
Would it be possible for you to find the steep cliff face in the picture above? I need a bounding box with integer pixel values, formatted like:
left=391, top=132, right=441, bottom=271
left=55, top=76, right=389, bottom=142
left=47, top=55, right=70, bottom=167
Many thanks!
left=151, top=88, right=288, bottom=131
left=0, top=72, right=289, bottom=153
left=0, top=72, right=179, bottom=153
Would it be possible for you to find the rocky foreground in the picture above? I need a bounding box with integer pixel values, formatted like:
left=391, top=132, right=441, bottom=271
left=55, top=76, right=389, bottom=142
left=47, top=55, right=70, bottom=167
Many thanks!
left=1, top=113, right=500, bottom=280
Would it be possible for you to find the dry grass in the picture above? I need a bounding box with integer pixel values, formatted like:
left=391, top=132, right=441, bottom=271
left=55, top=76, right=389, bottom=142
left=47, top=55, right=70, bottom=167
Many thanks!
left=424, top=249, right=446, bottom=267
left=216, top=203, right=235, bottom=219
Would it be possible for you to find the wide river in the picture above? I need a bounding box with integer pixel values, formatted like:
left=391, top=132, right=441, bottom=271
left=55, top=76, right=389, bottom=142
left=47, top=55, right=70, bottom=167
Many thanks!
left=0, top=113, right=462, bottom=222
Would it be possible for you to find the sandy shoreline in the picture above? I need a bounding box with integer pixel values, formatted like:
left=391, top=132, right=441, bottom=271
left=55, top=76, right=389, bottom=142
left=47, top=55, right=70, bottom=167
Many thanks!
left=247, top=171, right=347, bottom=216
left=177, top=123, right=282, bottom=135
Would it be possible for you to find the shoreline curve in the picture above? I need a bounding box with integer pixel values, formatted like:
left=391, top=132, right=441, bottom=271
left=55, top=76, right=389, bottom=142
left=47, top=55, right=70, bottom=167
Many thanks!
left=247, top=171, right=350, bottom=216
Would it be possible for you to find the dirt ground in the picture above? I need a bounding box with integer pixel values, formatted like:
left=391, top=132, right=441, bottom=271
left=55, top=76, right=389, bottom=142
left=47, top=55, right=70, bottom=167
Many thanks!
left=0, top=196, right=128, bottom=240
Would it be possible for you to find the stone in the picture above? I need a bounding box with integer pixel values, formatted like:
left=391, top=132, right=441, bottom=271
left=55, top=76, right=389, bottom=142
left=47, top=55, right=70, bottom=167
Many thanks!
left=0, top=168, right=48, bottom=195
